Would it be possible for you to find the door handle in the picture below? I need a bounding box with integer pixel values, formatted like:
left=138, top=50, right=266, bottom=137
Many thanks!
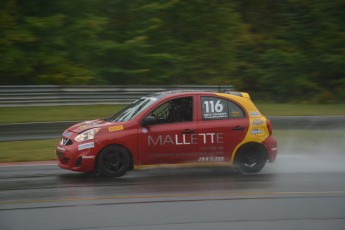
left=182, top=129, right=195, bottom=134
left=232, top=126, right=245, bottom=131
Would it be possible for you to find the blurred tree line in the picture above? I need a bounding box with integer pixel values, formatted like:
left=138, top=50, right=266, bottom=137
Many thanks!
left=0, top=0, right=344, bottom=103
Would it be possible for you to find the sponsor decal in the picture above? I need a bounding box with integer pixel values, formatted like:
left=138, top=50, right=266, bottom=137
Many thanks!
left=199, top=157, right=224, bottom=162
left=76, top=121, right=104, bottom=131
left=231, top=111, right=241, bottom=117
left=142, top=128, right=148, bottom=134
left=82, top=156, right=95, bottom=159
left=176, top=152, right=198, bottom=157
left=150, top=153, right=175, bottom=159
left=78, top=125, right=88, bottom=130
left=200, top=145, right=224, bottom=151
left=203, top=112, right=228, bottom=119
left=85, top=120, right=102, bottom=125
left=63, top=131, right=72, bottom=138
left=150, top=151, right=225, bottom=159
left=78, top=142, right=95, bottom=151
left=252, top=119, right=264, bottom=126
left=250, top=111, right=260, bottom=117
left=148, top=133, right=223, bottom=146
left=57, top=146, right=66, bottom=152
left=108, top=125, right=124, bottom=132
left=251, top=129, right=264, bottom=134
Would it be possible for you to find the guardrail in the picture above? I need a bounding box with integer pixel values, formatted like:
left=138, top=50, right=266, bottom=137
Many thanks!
left=0, top=85, right=233, bottom=107
left=1, top=85, right=344, bottom=142
left=1, top=116, right=344, bottom=142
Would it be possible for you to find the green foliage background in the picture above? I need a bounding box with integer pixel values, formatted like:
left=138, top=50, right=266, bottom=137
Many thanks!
left=1, top=0, right=344, bottom=103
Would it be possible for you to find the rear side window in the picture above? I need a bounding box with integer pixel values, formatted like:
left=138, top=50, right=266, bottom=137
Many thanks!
left=228, top=100, right=245, bottom=118
left=201, top=97, right=245, bottom=120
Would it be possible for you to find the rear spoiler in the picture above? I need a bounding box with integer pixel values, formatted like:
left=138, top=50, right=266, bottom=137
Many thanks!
left=217, top=86, right=250, bottom=99
left=224, top=91, right=251, bottom=99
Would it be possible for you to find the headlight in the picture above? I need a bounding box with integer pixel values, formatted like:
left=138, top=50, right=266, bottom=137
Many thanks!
left=74, top=128, right=100, bottom=142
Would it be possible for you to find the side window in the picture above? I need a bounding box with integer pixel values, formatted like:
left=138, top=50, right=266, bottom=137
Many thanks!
left=149, top=97, right=193, bottom=124
left=201, top=97, right=245, bottom=120
left=228, top=100, right=245, bottom=118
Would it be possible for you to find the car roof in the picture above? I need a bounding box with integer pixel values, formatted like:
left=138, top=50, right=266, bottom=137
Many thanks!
left=149, top=90, right=248, bottom=99
left=149, top=90, right=208, bottom=98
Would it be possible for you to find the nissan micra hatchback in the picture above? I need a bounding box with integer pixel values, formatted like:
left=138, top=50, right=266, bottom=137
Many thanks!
left=56, top=90, right=277, bottom=177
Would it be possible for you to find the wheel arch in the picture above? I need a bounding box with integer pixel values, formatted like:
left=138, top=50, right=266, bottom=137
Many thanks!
left=95, top=143, right=134, bottom=172
left=233, top=141, right=268, bottom=164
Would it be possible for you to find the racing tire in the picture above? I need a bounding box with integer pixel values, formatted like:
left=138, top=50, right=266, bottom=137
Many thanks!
left=97, top=145, right=131, bottom=177
left=235, top=144, right=267, bottom=173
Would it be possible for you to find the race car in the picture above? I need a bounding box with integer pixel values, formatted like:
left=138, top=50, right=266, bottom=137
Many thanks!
left=56, top=90, right=277, bottom=177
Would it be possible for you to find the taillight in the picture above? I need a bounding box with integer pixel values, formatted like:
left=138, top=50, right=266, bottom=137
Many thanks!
left=267, top=119, right=273, bottom=135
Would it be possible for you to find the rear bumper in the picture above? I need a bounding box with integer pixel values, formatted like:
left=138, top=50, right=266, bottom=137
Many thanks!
left=262, top=135, right=278, bottom=162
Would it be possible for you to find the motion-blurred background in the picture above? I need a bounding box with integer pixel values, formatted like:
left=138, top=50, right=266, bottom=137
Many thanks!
left=0, top=0, right=344, bottom=163
left=1, top=0, right=344, bottom=102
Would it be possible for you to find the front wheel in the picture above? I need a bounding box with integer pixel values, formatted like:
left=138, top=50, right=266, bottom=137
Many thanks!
left=235, top=144, right=267, bottom=173
left=97, top=145, right=131, bottom=177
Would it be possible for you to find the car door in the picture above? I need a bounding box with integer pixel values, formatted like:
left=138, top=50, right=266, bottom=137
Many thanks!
left=138, top=96, right=198, bottom=165
left=196, top=96, right=249, bottom=163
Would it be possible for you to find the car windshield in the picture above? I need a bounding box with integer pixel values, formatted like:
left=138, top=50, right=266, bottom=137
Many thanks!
left=107, top=97, right=158, bottom=122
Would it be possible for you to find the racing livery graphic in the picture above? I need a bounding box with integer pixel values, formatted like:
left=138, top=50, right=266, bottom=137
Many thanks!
left=56, top=90, right=277, bottom=177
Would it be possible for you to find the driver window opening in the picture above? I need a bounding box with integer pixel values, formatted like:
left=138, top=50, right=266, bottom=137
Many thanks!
left=149, top=97, right=193, bottom=124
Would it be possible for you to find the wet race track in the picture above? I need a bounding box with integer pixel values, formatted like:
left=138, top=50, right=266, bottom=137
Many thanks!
left=1, top=156, right=345, bottom=230
left=1, top=129, right=345, bottom=230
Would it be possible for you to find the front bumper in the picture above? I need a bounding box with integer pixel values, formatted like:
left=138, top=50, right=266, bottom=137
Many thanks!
left=56, top=138, right=101, bottom=172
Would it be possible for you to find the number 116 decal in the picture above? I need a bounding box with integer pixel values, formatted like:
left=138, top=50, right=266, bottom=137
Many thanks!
left=202, top=97, right=229, bottom=120
left=204, top=100, right=224, bottom=113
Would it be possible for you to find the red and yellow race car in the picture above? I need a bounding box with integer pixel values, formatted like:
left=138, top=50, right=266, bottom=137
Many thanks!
left=56, top=90, right=277, bottom=177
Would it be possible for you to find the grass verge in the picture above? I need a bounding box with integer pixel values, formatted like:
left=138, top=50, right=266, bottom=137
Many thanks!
left=0, top=105, right=124, bottom=124
left=257, top=103, right=345, bottom=116
left=1, top=104, right=344, bottom=124
left=0, top=103, right=345, bottom=123
left=0, top=139, right=59, bottom=162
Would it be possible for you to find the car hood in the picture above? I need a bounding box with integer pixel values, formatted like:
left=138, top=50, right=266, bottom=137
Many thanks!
left=68, top=120, right=111, bottom=133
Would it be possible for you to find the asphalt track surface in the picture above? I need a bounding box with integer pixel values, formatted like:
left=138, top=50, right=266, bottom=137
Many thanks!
left=1, top=153, right=345, bottom=230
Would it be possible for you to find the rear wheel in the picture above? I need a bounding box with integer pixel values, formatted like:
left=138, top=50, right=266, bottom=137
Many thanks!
left=235, top=144, right=267, bottom=173
left=97, top=145, right=130, bottom=177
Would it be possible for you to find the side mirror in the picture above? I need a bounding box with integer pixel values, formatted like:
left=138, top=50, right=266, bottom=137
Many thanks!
left=141, top=116, right=157, bottom=126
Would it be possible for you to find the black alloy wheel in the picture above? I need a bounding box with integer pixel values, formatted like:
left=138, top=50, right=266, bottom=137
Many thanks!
left=235, top=144, right=267, bottom=173
left=97, top=145, right=130, bottom=177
